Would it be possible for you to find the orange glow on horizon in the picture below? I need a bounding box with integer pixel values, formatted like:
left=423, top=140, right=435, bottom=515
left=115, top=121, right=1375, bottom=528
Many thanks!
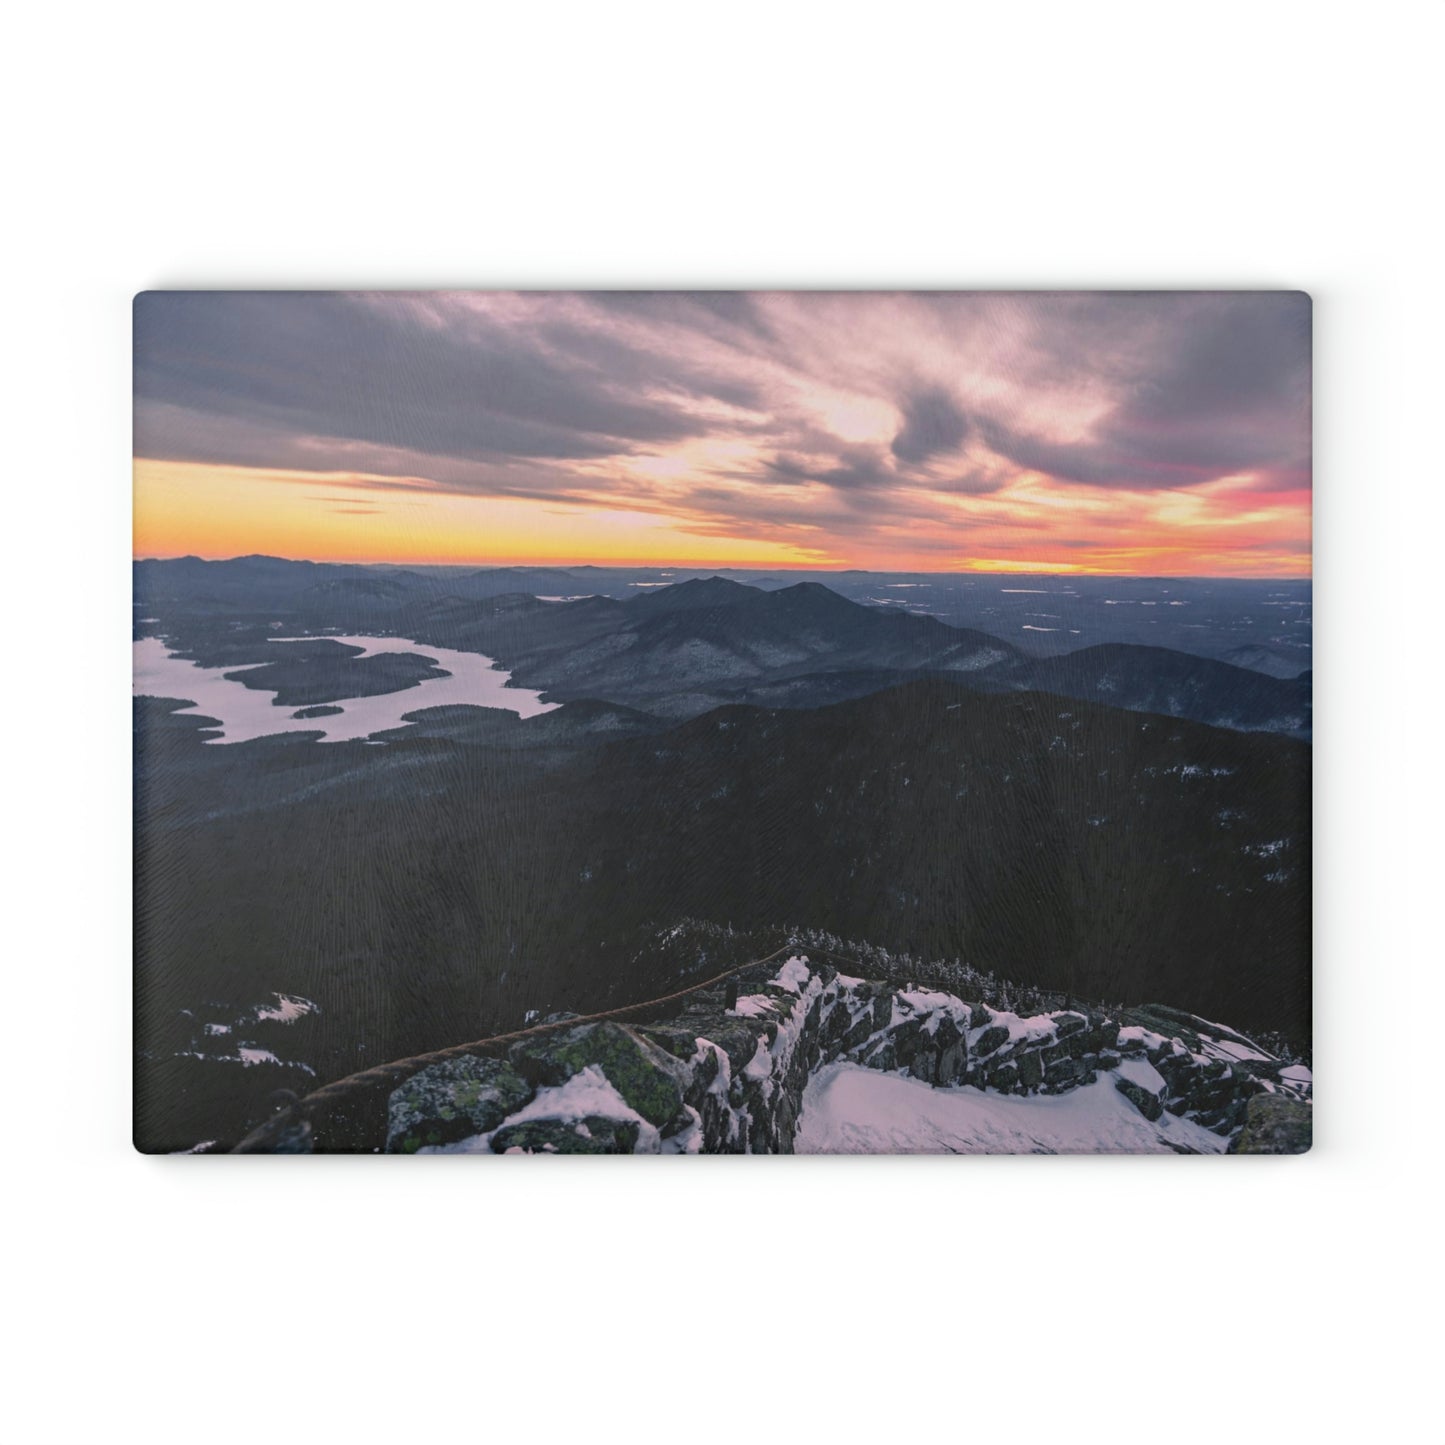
left=132, top=460, right=841, bottom=569
left=134, top=458, right=1312, bottom=578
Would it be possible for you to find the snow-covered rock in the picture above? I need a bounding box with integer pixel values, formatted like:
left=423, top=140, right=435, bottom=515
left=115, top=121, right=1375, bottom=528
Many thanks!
left=380, top=955, right=1310, bottom=1155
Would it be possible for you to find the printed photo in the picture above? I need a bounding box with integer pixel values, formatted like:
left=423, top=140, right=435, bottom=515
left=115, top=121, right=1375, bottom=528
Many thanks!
left=133, top=291, right=1312, bottom=1154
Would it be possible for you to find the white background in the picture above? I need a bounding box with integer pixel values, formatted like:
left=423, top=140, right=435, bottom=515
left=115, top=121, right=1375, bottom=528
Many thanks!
left=5, top=2, right=1440, bottom=1440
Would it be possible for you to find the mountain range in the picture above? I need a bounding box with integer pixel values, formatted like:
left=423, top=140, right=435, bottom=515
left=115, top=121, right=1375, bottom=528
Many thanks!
left=136, top=559, right=1311, bottom=736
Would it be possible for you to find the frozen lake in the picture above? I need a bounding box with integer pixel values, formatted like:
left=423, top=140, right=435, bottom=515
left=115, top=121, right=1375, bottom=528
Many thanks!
left=133, top=634, right=557, bottom=743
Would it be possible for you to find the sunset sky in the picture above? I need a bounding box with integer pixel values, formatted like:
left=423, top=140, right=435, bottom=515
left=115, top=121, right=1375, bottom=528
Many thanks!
left=133, top=291, right=1311, bottom=575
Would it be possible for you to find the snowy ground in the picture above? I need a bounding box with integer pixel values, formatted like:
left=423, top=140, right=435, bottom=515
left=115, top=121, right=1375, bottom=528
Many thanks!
left=795, top=1062, right=1230, bottom=1155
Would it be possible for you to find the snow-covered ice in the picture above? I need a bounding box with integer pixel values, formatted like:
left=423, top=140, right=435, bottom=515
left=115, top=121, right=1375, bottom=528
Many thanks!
left=133, top=634, right=557, bottom=743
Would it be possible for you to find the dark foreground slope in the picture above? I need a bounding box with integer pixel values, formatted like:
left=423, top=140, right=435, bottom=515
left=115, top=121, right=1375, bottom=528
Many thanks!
left=135, top=679, right=1309, bottom=1149
left=577, top=681, right=1309, bottom=1030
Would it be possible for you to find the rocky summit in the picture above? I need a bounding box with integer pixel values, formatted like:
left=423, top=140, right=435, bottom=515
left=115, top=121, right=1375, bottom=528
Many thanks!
left=368, top=954, right=1312, bottom=1156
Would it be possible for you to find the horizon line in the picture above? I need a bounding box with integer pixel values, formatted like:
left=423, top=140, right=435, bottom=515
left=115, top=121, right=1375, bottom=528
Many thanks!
left=132, top=550, right=1312, bottom=582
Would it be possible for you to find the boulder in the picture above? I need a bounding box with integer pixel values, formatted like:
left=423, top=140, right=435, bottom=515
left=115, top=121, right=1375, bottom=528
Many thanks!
left=841, top=1008, right=877, bottom=1052
left=386, top=1055, right=532, bottom=1154
left=678, top=1007, right=774, bottom=1073
left=872, top=991, right=894, bottom=1032
left=1228, top=1094, right=1312, bottom=1155
left=1044, top=1056, right=1081, bottom=1088
left=1115, top=1076, right=1164, bottom=1122
left=1016, top=1049, right=1044, bottom=1092
left=974, top=1024, right=1010, bottom=1057
left=934, top=1019, right=967, bottom=1084
left=634, top=1022, right=704, bottom=1060
left=510, top=1022, right=683, bottom=1127
left=863, top=1039, right=898, bottom=1073
left=490, top=1116, right=641, bottom=1154
left=822, top=999, right=853, bottom=1046
left=908, top=1047, right=937, bottom=1085
left=683, top=1043, right=721, bottom=1100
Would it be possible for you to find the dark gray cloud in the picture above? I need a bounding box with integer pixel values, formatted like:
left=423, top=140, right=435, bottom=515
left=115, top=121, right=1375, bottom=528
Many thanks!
left=932, top=468, right=1009, bottom=497
left=764, top=448, right=893, bottom=491
left=133, top=290, right=1312, bottom=544
left=977, top=293, right=1311, bottom=489
left=891, top=388, right=970, bottom=465
left=133, top=292, right=752, bottom=474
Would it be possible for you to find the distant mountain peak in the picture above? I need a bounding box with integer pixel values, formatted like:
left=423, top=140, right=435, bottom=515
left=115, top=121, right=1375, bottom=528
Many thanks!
left=629, top=576, right=759, bottom=611
left=467, top=564, right=580, bottom=580
left=776, top=580, right=850, bottom=601
left=672, top=575, right=752, bottom=594
left=766, top=580, right=869, bottom=618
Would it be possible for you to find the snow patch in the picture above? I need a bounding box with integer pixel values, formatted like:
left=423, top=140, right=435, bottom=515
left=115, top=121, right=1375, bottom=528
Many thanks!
left=729, top=995, right=778, bottom=1018
left=253, top=994, right=318, bottom=1024
left=796, top=1064, right=1227, bottom=1155
left=769, top=956, right=812, bottom=994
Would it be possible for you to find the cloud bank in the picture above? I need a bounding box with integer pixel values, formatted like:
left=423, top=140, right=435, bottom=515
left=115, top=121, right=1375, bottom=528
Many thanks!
left=133, top=290, right=1311, bottom=572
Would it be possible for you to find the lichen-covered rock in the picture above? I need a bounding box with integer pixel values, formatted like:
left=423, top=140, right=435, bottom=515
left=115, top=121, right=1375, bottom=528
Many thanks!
left=509, top=1022, right=684, bottom=1127
left=386, top=1056, right=532, bottom=1154
left=633, top=1021, right=704, bottom=1060
left=1228, top=1094, right=1312, bottom=1154
left=490, top=1116, right=641, bottom=1154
